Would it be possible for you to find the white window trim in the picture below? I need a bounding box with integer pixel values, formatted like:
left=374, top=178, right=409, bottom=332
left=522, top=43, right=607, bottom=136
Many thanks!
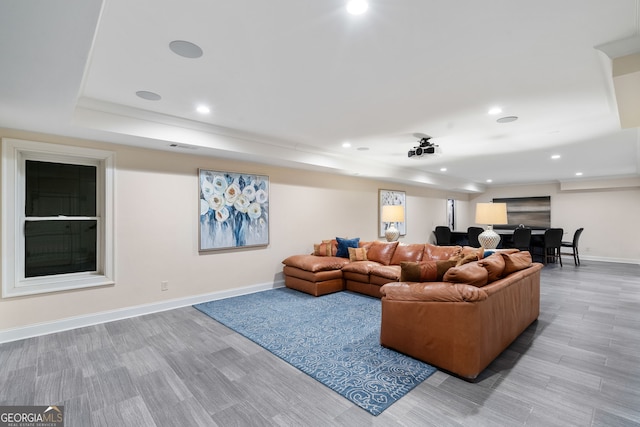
left=2, top=138, right=115, bottom=298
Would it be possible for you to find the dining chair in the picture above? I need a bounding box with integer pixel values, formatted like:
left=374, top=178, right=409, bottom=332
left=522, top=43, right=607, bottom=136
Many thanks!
left=511, top=227, right=532, bottom=252
left=434, top=226, right=452, bottom=246
left=467, top=226, right=484, bottom=248
left=561, top=228, right=584, bottom=265
left=543, top=228, right=563, bottom=266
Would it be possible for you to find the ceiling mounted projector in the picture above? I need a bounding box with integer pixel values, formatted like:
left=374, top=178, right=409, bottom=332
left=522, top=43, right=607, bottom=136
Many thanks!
left=408, top=133, right=439, bottom=158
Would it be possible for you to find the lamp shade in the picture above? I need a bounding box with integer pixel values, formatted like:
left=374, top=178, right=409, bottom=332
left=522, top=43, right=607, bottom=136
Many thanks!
left=381, top=205, right=404, bottom=223
left=475, top=203, right=508, bottom=225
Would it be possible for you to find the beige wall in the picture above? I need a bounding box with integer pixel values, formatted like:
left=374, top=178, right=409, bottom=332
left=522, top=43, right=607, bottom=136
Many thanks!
left=0, top=130, right=464, bottom=332
left=466, top=183, right=640, bottom=263
left=1, top=130, right=638, bottom=336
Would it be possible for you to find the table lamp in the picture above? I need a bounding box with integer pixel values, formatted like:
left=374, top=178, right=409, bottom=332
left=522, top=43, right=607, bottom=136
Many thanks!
left=475, top=202, right=508, bottom=249
left=381, top=205, right=404, bottom=242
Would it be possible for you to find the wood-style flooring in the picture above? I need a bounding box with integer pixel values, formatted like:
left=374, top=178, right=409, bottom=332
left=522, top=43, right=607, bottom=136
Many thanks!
left=1, top=260, right=639, bottom=426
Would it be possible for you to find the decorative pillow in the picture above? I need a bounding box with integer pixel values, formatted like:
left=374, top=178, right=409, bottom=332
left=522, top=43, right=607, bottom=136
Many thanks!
left=335, top=237, right=360, bottom=258
left=478, top=253, right=505, bottom=282
left=461, top=246, right=485, bottom=260
left=313, top=240, right=337, bottom=256
left=443, top=261, right=489, bottom=287
left=400, top=259, right=457, bottom=282
left=366, top=241, right=399, bottom=265
left=348, top=247, right=368, bottom=262
left=454, top=252, right=479, bottom=266
left=436, top=259, right=458, bottom=279
left=501, top=251, right=533, bottom=276
left=400, top=261, right=438, bottom=282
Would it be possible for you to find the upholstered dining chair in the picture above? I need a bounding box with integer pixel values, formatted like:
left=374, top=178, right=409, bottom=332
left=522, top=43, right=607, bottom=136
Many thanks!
left=467, top=226, right=484, bottom=248
left=511, top=227, right=532, bottom=252
left=434, top=226, right=452, bottom=246
left=543, top=228, right=564, bottom=266
left=561, top=227, right=584, bottom=265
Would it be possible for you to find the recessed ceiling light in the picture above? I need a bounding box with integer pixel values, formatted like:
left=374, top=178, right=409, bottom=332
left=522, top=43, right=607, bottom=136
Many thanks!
left=136, top=90, right=161, bottom=101
left=488, top=107, right=502, bottom=115
left=551, top=154, right=561, bottom=159
left=575, top=172, right=583, bottom=176
left=486, top=179, right=493, bottom=183
left=440, top=167, right=447, bottom=172
left=196, top=105, right=210, bottom=114
left=496, top=116, right=518, bottom=123
left=346, top=0, right=368, bottom=15
left=342, top=142, right=351, bottom=148
left=169, top=40, right=203, bottom=58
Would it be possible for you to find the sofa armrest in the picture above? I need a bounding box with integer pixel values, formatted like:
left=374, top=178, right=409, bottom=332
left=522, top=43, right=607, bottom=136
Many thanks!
left=380, top=282, right=488, bottom=302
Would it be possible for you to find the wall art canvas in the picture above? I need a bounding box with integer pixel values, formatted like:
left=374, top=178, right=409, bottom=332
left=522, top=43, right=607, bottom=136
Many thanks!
left=379, top=189, right=406, bottom=238
left=199, top=169, right=269, bottom=251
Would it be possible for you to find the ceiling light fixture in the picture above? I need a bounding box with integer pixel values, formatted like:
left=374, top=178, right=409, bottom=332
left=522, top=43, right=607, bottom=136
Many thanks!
left=440, top=167, right=447, bottom=172
left=575, top=172, right=583, bottom=176
left=486, top=179, right=493, bottom=183
left=169, top=40, right=203, bottom=59
left=196, top=105, right=210, bottom=114
left=342, top=142, right=351, bottom=148
left=488, top=107, right=502, bottom=115
left=346, top=0, right=369, bottom=15
left=551, top=154, right=561, bottom=159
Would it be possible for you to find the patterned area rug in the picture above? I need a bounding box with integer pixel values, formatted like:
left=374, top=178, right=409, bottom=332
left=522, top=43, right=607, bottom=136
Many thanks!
left=194, top=288, right=436, bottom=416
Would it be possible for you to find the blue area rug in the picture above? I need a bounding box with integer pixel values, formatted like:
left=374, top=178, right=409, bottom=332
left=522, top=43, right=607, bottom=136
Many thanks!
left=194, top=288, right=436, bottom=416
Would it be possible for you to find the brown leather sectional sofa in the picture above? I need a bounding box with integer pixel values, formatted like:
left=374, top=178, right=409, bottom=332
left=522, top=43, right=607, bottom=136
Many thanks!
left=282, top=240, right=464, bottom=297
left=281, top=240, right=542, bottom=380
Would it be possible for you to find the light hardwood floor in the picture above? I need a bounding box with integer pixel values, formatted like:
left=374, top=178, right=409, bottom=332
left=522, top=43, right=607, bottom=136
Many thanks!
left=1, top=260, right=639, bottom=426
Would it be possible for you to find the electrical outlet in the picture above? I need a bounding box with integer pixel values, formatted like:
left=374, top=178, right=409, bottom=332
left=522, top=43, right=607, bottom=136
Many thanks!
left=161, top=281, right=168, bottom=291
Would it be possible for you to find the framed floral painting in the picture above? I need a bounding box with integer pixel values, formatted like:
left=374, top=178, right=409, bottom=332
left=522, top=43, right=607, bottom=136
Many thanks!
left=199, top=169, right=269, bottom=251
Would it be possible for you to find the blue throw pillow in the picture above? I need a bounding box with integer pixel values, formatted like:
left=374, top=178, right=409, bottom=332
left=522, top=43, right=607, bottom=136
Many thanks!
left=336, top=237, right=360, bottom=258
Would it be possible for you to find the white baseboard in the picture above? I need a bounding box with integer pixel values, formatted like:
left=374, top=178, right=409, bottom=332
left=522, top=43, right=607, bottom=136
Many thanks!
left=0, top=280, right=285, bottom=344
left=578, top=255, right=640, bottom=265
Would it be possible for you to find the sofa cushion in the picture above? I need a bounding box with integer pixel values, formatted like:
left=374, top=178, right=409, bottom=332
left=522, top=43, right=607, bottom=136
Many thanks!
left=390, top=243, right=425, bottom=265
left=423, top=243, right=462, bottom=261
left=336, top=237, right=360, bottom=258
left=341, top=260, right=381, bottom=275
left=366, top=241, right=399, bottom=265
left=501, top=251, right=533, bottom=276
left=454, top=252, right=480, bottom=266
left=313, top=240, right=338, bottom=256
left=348, top=247, right=368, bottom=261
left=478, top=253, right=505, bottom=282
left=443, top=261, right=489, bottom=287
left=370, top=265, right=401, bottom=281
left=282, top=254, right=350, bottom=272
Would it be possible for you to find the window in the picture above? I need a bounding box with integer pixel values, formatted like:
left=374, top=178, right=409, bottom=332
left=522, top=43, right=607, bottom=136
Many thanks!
left=2, top=138, right=115, bottom=297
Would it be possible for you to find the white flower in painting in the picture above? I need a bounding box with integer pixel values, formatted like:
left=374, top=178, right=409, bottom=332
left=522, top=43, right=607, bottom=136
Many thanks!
left=208, top=194, right=225, bottom=211
left=242, top=184, right=256, bottom=201
left=201, top=180, right=215, bottom=200
left=200, top=199, right=210, bottom=215
left=214, top=206, right=230, bottom=222
left=225, top=182, right=241, bottom=205
left=212, top=175, right=228, bottom=194
left=247, top=202, right=261, bottom=219
left=255, top=189, right=268, bottom=204
left=234, top=195, right=251, bottom=213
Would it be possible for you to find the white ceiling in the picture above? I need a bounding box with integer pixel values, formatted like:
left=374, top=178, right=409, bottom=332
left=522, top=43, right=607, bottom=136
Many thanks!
left=1, top=0, right=639, bottom=192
